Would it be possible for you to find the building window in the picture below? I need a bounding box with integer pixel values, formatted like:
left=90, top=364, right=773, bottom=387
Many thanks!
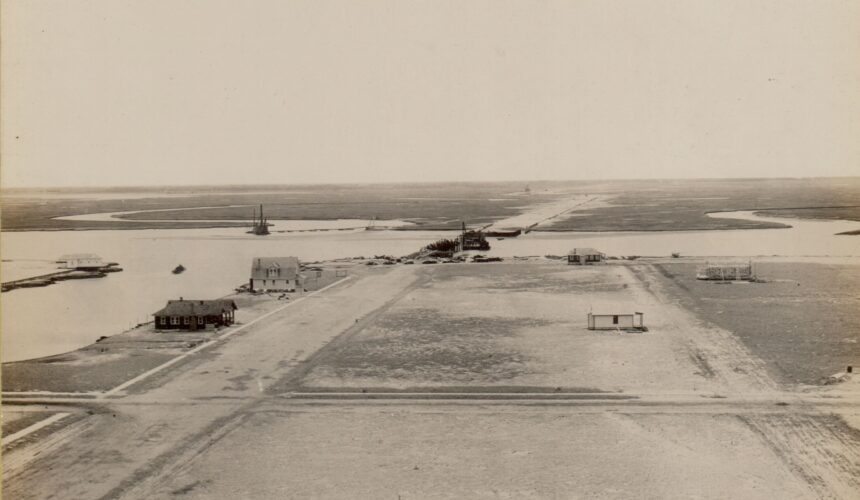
left=198, top=316, right=204, bottom=324
left=612, top=315, right=619, bottom=324
left=170, top=317, right=179, bottom=325
left=183, top=316, right=190, bottom=325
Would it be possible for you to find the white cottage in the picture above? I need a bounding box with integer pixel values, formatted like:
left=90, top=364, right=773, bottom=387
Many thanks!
left=250, top=257, right=302, bottom=292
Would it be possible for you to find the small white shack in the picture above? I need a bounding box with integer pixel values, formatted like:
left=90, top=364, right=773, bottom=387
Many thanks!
left=57, top=253, right=105, bottom=269
left=588, top=312, right=646, bottom=331
left=696, top=261, right=754, bottom=281
left=250, top=257, right=302, bottom=292
left=568, top=248, right=605, bottom=265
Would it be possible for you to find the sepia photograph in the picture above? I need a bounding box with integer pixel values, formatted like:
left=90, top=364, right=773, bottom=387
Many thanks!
left=1, top=1, right=859, bottom=498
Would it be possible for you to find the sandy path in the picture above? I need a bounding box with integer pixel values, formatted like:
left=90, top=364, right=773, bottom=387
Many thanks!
left=626, top=263, right=779, bottom=393
left=482, top=195, right=607, bottom=232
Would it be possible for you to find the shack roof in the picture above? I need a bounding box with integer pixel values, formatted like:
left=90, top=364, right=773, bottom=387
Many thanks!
left=153, top=299, right=238, bottom=317
left=569, top=248, right=604, bottom=256
left=250, top=257, right=300, bottom=280
left=701, top=261, right=752, bottom=267
left=57, top=253, right=102, bottom=261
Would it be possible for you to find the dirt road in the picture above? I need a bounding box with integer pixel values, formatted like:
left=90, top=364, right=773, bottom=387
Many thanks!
left=3, top=262, right=859, bottom=499
left=481, top=195, right=607, bottom=233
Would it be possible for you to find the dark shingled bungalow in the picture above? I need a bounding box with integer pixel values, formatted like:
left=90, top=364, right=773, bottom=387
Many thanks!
left=153, top=298, right=238, bottom=331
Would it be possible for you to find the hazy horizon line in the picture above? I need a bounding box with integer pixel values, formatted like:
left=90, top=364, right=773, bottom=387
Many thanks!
left=3, top=175, right=858, bottom=192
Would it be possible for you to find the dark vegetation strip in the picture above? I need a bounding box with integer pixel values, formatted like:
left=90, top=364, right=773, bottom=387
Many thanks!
left=2, top=352, right=176, bottom=393
left=0, top=182, right=536, bottom=231
left=1, top=412, right=54, bottom=437
left=538, top=178, right=860, bottom=232
left=286, top=392, right=634, bottom=400
left=4, top=178, right=859, bottom=232
left=291, top=386, right=612, bottom=394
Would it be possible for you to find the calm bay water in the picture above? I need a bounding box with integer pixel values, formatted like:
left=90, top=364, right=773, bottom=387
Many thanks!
left=2, top=212, right=858, bottom=362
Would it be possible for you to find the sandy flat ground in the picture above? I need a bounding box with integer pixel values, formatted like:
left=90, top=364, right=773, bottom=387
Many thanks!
left=145, top=408, right=815, bottom=499
left=3, top=261, right=860, bottom=499
left=299, top=263, right=772, bottom=394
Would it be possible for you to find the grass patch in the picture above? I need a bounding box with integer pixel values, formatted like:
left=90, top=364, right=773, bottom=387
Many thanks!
left=303, top=308, right=551, bottom=385
left=650, top=261, right=860, bottom=385
left=2, top=350, right=175, bottom=392
left=539, top=178, right=860, bottom=232
left=1, top=182, right=538, bottom=231
left=1, top=411, right=55, bottom=437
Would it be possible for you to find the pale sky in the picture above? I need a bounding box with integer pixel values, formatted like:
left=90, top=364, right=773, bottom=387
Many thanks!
left=2, top=0, right=858, bottom=188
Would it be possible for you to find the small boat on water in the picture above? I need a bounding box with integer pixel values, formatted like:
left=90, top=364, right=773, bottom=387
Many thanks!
left=247, top=204, right=271, bottom=235
left=172, top=264, right=186, bottom=274
left=365, top=216, right=383, bottom=231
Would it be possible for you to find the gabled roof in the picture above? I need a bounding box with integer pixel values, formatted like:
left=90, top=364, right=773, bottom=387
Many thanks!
left=569, top=248, right=604, bottom=256
left=153, top=299, right=238, bottom=317
left=250, top=257, right=300, bottom=280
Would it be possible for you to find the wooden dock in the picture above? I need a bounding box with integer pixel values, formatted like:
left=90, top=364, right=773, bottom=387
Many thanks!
left=1, top=264, right=122, bottom=293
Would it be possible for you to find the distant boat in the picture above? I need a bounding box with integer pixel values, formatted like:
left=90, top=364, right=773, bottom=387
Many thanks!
left=247, top=204, right=271, bottom=235
left=172, top=264, right=186, bottom=274
left=365, top=216, right=382, bottom=231
left=459, top=222, right=491, bottom=251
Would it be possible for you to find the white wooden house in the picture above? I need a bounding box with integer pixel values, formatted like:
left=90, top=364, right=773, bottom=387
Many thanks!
left=250, top=257, right=302, bottom=292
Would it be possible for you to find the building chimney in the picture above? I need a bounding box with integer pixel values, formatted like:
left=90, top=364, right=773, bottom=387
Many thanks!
left=179, top=297, right=183, bottom=301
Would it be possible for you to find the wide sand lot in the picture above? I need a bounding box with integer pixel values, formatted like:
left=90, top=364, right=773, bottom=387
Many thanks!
left=293, top=262, right=772, bottom=394
left=149, top=406, right=822, bottom=499
left=145, top=262, right=858, bottom=499
left=5, top=261, right=859, bottom=499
